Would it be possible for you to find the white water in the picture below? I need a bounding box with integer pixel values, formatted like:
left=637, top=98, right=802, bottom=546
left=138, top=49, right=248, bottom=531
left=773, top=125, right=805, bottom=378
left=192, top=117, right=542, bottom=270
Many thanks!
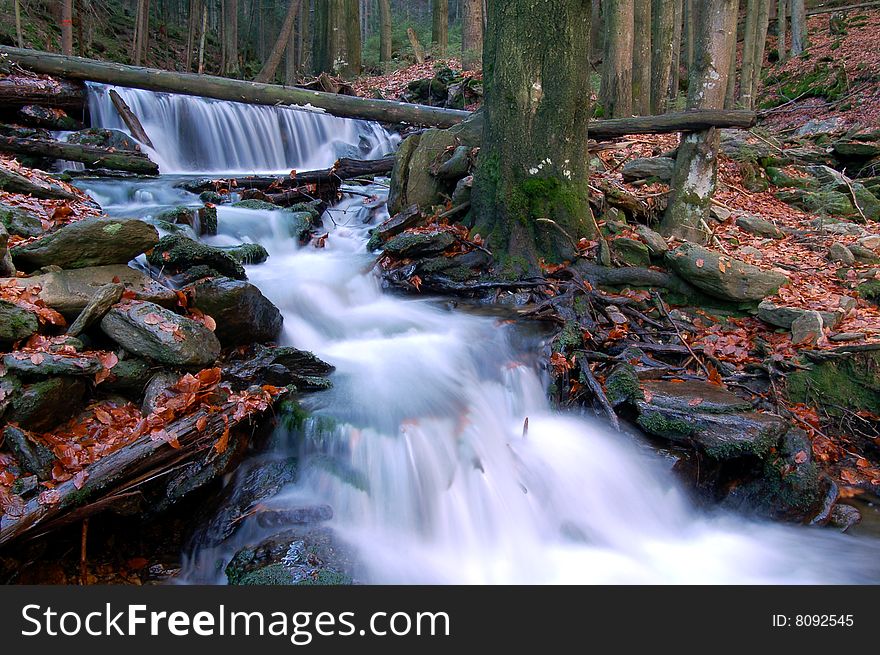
left=86, top=83, right=397, bottom=174
left=72, top=87, right=880, bottom=584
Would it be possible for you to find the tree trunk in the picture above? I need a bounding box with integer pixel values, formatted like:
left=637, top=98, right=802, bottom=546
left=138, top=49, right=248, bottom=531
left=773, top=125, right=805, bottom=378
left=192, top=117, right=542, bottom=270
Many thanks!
left=197, top=3, right=207, bottom=74
left=790, top=0, right=806, bottom=55
left=660, top=0, right=738, bottom=244
left=432, top=0, right=449, bottom=57
left=1, top=46, right=469, bottom=127
left=0, top=75, right=85, bottom=109
left=379, top=0, right=393, bottom=64
left=407, top=27, right=426, bottom=64
left=61, top=0, right=74, bottom=55
left=750, top=0, right=771, bottom=107
left=601, top=0, right=634, bottom=118
left=286, top=8, right=298, bottom=85
left=313, top=0, right=331, bottom=73
left=254, top=0, right=301, bottom=83
left=590, top=108, right=755, bottom=139
left=739, top=0, right=759, bottom=108
left=632, top=0, right=652, bottom=115
left=14, top=0, right=24, bottom=48
left=185, top=0, right=198, bottom=72
left=685, top=0, right=695, bottom=73
left=472, top=0, right=597, bottom=274
left=109, top=89, right=154, bottom=148
left=223, top=0, right=239, bottom=76
left=461, top=0, right=482, bottom=70
left=669, top=0, right=684, bottom=103
left=342, top=0, right=361, bottom=77
left=591, top=0, right=603, bottom=62
left=724, top=11, right=738, bottom=109
left=777, top=0, right=787, bottom=62
left=650, top=0, right=675, bottom=114
left=0, top=134, right=159, bottom=174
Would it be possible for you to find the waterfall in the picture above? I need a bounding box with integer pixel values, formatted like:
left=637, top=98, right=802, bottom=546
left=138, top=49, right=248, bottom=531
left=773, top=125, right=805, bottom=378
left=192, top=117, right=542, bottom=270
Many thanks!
left=86, top=83, right=398, bottom=175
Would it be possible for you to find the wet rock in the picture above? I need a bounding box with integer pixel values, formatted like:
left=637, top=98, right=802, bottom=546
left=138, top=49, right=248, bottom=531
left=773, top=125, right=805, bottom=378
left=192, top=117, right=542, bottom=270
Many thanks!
left=2, top=351, right=104, bottom=378
left=11, top=474, right=39, bottom=497
left=189, top=277, right=282, bottom=347
left=757, top=300, right=844, bottom=331
left=199, top=191, right=225, bottom=204
left=0, top=202, right=43, bottom=237
left=255, top=505, right=334, bottom=529
left=611, top=237, right=651, bottom=267
left=282, top=212, right=315, bottom=243
left=621, top=157, right=675, bottom=183
left=414, top=249, right=492, bottom=282
left=635, top=225, right=668, bottom=256
left=16, top=105, right=82, bottom=131
left=146, top=234, right=246, bottom=280
left=66, top=282, right=124, bottom=336
left=142, top=371, right=182, bottom=414
left=640, top=380, right=752, bottom=414
left=224, top=243, right=269, bottom=265
left=665, top=242, right=788, bottom=303
left=100, top=301, right=221, bottom=366
left=7, top=377, right=87, bottom=431
left=828, top=242, right=855, bottom=264
left=231, top=199, right=278, bottom=211
left=737, top=245, right=764, bottom=260
left=222, top=344, right=334, bottom=391
left=452, top=175, right=473, bottom=206
left=198, top=205, right=218, bottom=236
left=829, top=504, right=861, bottom=532
left=100, top=357, right=153, bottom=395
left=367, top=204, right=424, bottom=251
left=387, top=133, right=422, bottom=215
left=0, top=300, right=38, bottom=342
left=383, top=230, right=455, bottom=258
left=67, top=128, right=140, bottom=151
left=790, top=310, right=824, bottom=345
left=603, top=363, right=642, bottom=407
left=0, top=374, right=21, bottom=420
left=154, top=206, right=197, bottom=231
left=2, top=426, right=55, bottom=480
left=225, top=525, right=354, bottom=586
left=11, top=218, right=159, bottom=272
left=7, top=264, right=177, bottom=318
left=735, top=214, right=784, bottom=238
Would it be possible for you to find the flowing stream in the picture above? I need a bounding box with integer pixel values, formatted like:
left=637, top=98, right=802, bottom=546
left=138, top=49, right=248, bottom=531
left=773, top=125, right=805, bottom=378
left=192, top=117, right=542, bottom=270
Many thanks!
left=77, top=87, right=880, bottom=584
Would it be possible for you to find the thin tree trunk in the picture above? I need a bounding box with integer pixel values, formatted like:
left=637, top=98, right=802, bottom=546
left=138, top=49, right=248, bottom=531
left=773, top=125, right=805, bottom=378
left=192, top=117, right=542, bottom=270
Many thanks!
left=777, top=0, right=787, bottom=61
left=61, top=0, right=74, bottom=55
left=14, top=0, right=24, bottom=48
left=724, top=10, right=738, bottom=109
left=197, top=3, right=208, bottom=74
left=224, top=0, right=239, bottom=75
left=591, top=0, right=603, bottom=62
left=407, top=27, right=426, bottom=64
left=185, top=0, right=197, bottom=72
left=286, top=6, right=298, bottom=85
left=139, top=0, right=151, bottom=65
left=790, top=0, right=806, bottom=55
left=651, top=0, right=675, bottom=114
left=461, top=0, right=482, bottom=70
left=254, top=0, right=301, bottom=83
left=750, top=0, right=771, bottom=107
left=313, top=0, right=331, bottom=73
left=601, top=0, right=634, bottom=118
left=379, top=0, right=393, bottom=64
left=300, top=0, right=311, bottom=73
left=661, top=0, right=738, bottom=243
left=669, top=0, right=684, bottom=104
left=633, top=0, right=652, bottom=115
left=740, top=0, right=759, bottom=108
left=472, top=0, right=598, bottom=272
left=432, top=0, right=449, bottom=57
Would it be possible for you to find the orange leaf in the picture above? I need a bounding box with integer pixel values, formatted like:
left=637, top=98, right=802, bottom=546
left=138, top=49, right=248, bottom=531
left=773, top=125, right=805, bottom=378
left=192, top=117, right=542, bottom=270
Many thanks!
left=695, top=258, right=705, bottom=268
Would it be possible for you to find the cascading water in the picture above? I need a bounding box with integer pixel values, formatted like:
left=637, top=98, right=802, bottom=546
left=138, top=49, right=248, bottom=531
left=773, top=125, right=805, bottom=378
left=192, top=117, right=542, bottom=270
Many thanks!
left=86, top=83, right=398, bottom=174
left=72, top=87, right=880, bottom=584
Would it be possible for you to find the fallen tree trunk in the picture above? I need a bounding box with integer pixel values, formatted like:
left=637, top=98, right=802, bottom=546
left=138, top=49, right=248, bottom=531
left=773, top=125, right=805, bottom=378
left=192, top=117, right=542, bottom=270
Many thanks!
left=0, top=391, right=285, bottom=546
left=0, top=135, right=159, bottom=175
left=109, top=89, right=154, bottom=148
left=183, top=156, right=395, bottom=195
left=0, top=160, right=77, bottom=199
left=0, top=74, right=86, bottom=110
left=0, top=47, right=470, bottom=128
left=589, top=109, right=756, bottom=141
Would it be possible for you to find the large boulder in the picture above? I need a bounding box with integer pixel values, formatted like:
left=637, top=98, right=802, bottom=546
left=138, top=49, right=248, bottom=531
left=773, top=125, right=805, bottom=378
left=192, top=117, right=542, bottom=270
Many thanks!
left=8, top=264, right=177, bottom=318
left=11, top=218, right=158, bottom=272
left=665, top=242, right=788, bottom=302
left=146, top=234, right=246, bottom=280
left=100, top=301, right=221, bottom=366
left=189, top=277, right=283, bottom=347
left=0, top=300, right=38, bottom=342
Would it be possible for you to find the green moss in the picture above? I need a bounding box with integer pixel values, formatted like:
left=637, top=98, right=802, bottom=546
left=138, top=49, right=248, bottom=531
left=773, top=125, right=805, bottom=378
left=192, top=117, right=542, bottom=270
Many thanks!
left=236, top=564, right=297, bottom=586
left=231, top=199, right=279, bottom=211
left=296, top=570, right=352, bottom=585
left=858, top=279, right=880, bottom=303
left=603, top=363, right=643, bottom=406
left=155, top=206, right=195, bottom=226
left=636, top=410, right=694, bottom=438
left=786, top=351, right=880, bottom=415
left=760, top=63, right=848, bottom=109
left=225, top=243, right=269, bottom=265
left=764, top=167, right=812, bottom=189
left=553, top=321, right=582, bottom=353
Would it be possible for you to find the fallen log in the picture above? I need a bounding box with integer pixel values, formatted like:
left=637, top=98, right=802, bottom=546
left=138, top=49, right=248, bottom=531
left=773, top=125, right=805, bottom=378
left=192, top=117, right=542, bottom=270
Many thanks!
left=0, top=160, right=76, bottom=199
left=0, top=135, right=159, bottom=175
left=0, top=390, right=286, bottom=546
left=109, top=89, right=154, bottom=148
left=589, top=109, right=756, bottom=141
left=0, top=73, right=86, bottom=110
left=0, top=47, right=470, bottom=128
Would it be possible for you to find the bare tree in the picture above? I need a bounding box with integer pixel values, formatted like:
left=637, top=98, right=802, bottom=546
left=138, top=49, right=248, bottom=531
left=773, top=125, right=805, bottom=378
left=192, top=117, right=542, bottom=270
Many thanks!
left=461, top=0, right=483, bottom=70
left=790, top=0, right=806, bottom=55
left=223, top=0, right=239, bottom=76
left=777, top=0, right=787, bottom=62
left=660, top=0, right=739, bottom=242
left=255, top=0, right=302, bottom=83
left=632, top=0, right=652, bottom=115
left=650, top=0, right=675, bottom=114
left=601, top=0, right=634, bottom=118
left=61, top=0, right=74, bottom=55
left=14, top=0, right=24, bottom=48
left=739, top=0, right=759, bottom=108
left=379, top=0, right=393, bottom=64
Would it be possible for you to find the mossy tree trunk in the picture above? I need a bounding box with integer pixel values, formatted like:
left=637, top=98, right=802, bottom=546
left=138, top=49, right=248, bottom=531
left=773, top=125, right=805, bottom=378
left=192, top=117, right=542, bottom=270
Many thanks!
left=650, top=0, right=675, bottom=114
left=660, top=0, right=738, bottom=243
left=632, top=0, right=652, bottom=115
left=472, top=0, right=597, bottom=275
left=461, top=0, right=483, bottom=70
left=601, top=0, right=634, bottom=118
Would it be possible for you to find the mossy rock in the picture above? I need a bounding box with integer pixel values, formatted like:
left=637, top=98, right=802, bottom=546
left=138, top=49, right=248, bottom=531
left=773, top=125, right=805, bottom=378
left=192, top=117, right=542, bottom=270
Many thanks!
left=603, top=363, right=642, bottom=406
left=786, top=349, right=880, bottom=415
left=198, top=191, right=225, bottom=204
left=224, top=243, right=269, bottom=265
left=154, top=206, right=196, bottom=228
left=775, top=189, right=855, bottom=218
left=8, top=377, right=88, bottom=431
left=198, top=205, right=218, bottom=235
left=147, top=234, right=246, bottom=280
left=383, top=230, right=455, bottom=258
left=858, top=279, right=880, bottom=304
left=764, top=167, right=814, bottom=189
left=0, top=300, right=39, bottom=342
left=231, top=199, right=279, bottom=211
left=0, top=202, right=43, bottom=237
left=611, top=237, right=650, bottom=267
